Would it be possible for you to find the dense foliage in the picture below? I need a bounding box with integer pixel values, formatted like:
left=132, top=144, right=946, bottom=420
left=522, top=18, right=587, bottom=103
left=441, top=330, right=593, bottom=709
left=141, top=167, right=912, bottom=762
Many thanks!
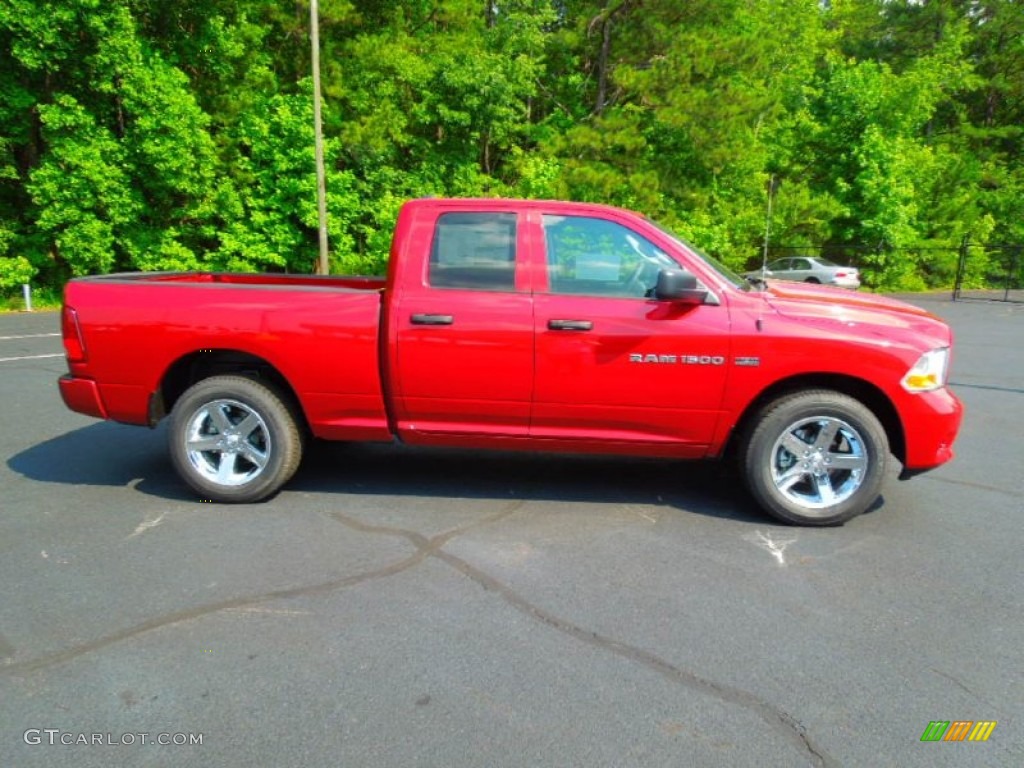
left=1, top=0, right=1022, bottom=292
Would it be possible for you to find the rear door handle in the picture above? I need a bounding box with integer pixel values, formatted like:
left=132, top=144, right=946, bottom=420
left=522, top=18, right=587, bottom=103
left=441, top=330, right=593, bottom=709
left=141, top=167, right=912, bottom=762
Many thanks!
left=548, top=319, right=593, bottom=331
left=410, top=313, right=454, bottom=326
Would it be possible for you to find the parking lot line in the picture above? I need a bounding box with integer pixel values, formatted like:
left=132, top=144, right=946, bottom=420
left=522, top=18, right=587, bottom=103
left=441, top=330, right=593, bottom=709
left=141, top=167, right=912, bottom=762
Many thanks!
left=0, top=353, right=65, bottom=363
left=0, top=333, right=61, bottom=340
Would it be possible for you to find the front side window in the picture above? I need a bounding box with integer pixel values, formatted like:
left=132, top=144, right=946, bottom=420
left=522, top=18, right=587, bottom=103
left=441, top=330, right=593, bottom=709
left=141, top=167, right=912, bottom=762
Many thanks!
left=543, top=215, right=677, bottom=298
left=429, top=213, right=517, bottom=291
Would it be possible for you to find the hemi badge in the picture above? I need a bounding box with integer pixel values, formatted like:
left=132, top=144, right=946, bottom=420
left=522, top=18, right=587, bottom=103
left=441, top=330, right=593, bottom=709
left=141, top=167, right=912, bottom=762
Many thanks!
left=735, top=357, right=761, bottom=367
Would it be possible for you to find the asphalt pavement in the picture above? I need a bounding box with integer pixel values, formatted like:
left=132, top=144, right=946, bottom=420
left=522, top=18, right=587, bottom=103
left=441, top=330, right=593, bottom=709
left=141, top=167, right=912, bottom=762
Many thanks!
left=0, top=296, right=1021, bottom=767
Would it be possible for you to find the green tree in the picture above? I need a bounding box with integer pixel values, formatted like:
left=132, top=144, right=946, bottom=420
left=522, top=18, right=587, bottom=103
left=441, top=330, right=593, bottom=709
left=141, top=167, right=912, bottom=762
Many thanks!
left=1, top=0, right=1022, bottom=294
left=2, top=1, right=221, bottom=279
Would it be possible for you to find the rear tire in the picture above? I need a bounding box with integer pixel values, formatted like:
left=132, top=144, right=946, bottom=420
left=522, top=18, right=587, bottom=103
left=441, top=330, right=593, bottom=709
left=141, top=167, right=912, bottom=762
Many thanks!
left=741, top=390, right=888, bottom=526
left=168, top=375, right=303, bottom=503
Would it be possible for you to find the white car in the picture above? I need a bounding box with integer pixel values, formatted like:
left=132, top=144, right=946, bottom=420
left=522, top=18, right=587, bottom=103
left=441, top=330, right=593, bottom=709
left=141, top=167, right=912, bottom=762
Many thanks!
left=747, top=257, right=861, bottom=290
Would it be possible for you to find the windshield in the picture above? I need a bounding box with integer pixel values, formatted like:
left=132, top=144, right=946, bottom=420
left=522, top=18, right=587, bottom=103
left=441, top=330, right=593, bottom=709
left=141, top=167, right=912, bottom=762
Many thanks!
left=647, top=219, right=751, bottom=290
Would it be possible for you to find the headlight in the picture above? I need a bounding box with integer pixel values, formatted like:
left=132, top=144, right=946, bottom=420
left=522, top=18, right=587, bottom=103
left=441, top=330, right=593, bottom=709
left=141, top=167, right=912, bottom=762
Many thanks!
left=901, top=347, right=950, bottom=392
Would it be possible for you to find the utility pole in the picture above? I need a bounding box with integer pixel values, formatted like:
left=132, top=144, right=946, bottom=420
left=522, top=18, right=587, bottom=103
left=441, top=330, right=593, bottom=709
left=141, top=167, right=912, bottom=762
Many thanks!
left=310, top=0, right=329, bottom=275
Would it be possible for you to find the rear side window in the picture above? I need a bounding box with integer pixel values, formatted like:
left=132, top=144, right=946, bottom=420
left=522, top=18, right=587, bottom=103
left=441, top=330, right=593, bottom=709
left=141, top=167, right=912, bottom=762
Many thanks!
left=429, top=213, right=517, bottom=291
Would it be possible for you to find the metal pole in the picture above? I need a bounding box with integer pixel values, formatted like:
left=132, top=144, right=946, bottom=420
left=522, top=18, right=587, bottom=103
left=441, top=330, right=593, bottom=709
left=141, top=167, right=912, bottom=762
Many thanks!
left=310, top=0, right=330, bottom=275
left=22, top=283, right=32, bottom=312
left=760, top=175, right=779, bottom=276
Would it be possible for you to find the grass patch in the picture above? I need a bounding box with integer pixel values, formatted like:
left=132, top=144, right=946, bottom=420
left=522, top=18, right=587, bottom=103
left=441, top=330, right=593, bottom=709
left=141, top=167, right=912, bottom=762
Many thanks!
left=1, top=286, right=63, bottom=313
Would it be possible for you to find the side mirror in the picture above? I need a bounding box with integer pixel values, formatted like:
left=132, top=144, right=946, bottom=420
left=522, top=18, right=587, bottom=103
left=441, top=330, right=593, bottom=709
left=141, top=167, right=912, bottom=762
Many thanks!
left=654, top=269, right=709, bottom=304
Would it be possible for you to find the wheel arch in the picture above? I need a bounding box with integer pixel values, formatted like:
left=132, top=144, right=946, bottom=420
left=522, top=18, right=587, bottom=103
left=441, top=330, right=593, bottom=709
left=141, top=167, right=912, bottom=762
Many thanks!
left=725, top=373, right=905, bottom=465
left=150, top=349, right=308, bottom=432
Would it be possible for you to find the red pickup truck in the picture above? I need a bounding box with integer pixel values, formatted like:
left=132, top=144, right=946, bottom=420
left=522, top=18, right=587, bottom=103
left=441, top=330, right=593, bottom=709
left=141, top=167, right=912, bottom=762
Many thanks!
left=59, top=198, right=962, bottom=525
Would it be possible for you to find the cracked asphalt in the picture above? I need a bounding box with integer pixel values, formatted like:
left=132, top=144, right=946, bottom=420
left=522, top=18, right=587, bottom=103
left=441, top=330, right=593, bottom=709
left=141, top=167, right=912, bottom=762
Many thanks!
left=1, top=296, right=1022, bottom=767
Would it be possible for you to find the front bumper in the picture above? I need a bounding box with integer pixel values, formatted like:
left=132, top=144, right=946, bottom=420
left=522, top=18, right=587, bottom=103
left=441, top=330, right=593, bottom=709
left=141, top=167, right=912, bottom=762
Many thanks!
left=898, top=386, right=962, bottom=475
left=58, top=375, right=108, bottom=420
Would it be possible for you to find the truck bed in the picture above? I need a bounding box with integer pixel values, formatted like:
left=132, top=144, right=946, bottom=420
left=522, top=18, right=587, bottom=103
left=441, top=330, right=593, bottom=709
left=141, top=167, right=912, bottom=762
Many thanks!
left=61, top=271, right=392, bottom=441
left=83, top=271, right=388, bottom=292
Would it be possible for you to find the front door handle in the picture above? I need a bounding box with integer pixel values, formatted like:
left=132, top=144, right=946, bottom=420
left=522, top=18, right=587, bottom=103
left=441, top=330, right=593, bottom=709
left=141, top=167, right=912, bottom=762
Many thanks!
left=548, top=319, right=593, bottom=331
left=411, top=313, right=454, bottom=326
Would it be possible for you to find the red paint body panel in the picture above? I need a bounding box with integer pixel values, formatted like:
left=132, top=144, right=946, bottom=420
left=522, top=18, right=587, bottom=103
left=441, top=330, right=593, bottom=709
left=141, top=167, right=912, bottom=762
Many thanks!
left=390, top=289, right=535, bottom=438
left=531, top=293, right=729, bottom=450
left=58, top=198, right=962, bottom=478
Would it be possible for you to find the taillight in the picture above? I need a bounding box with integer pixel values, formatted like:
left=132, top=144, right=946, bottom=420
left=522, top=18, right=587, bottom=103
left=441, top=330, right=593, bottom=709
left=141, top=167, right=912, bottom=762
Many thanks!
left=835, top=271, right=848, bottom=278
left=62, top=306, right=87, bottom=363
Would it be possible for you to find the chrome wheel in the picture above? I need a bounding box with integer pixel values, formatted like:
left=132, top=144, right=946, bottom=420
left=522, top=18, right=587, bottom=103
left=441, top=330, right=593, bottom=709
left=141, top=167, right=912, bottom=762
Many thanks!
left=170, top=376, right=303, bottom=503
left=742, top=390, right=888, bottom=526
left=769, top=416, right=868, bottom=513
left=184, top=399, right=271, bottom=487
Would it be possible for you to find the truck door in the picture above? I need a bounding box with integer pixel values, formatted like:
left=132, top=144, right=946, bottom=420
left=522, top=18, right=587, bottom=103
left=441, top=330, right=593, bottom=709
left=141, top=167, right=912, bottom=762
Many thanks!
left=531, top=212, right=731, bottom=456
left=390, top=210, right=535, bottom=443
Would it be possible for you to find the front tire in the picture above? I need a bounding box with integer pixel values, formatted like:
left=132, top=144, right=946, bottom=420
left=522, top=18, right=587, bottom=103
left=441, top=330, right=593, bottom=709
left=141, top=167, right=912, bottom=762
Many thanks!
left=168, top=375, right=303, bottom=503
left=741, top=390, right=888, bottom=526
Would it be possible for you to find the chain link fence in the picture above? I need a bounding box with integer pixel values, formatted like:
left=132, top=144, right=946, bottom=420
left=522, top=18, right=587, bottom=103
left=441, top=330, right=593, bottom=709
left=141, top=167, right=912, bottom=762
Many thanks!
left=953, top=242, right=1024, bottom=303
